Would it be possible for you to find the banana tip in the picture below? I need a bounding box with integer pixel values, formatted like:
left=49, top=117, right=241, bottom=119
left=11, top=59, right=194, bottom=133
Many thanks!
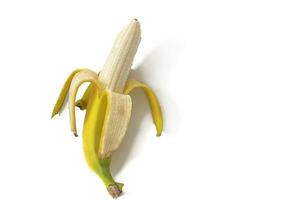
left=73, top=132, right=78, bottom=137
left=51, top=113, right=56, bottom=119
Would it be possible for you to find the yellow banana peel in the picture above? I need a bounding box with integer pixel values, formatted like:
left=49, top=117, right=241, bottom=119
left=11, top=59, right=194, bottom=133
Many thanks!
left=51, top=19, right=163, bottom=198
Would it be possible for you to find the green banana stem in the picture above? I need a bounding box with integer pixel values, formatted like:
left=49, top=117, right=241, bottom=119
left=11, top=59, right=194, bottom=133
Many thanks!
left=96, top=158, right=115, bottom=186
left=97, top=158, right=123, bottom=198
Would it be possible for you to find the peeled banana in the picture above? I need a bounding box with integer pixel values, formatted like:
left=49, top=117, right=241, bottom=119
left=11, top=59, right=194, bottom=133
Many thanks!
left=51, top=19, right=163, bottom=198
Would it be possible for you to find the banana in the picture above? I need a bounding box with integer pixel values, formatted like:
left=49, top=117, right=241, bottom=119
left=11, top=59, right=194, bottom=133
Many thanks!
left=51, top=19, right=163, bottom=198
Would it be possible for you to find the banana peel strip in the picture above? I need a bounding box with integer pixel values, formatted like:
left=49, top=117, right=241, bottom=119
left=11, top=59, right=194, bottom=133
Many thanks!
left=68, top=69, right=104, bottom=136
left=51, top=68, right=86, bottom=118
left=124, top=79, right=163, bottom=136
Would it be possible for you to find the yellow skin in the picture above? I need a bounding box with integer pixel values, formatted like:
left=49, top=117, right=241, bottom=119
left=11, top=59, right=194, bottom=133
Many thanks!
left=51, top=69, right=163, bottom=196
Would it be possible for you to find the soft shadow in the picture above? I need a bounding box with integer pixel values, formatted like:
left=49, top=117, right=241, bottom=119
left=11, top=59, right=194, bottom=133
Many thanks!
left=111, top=41, right=184, bottom=176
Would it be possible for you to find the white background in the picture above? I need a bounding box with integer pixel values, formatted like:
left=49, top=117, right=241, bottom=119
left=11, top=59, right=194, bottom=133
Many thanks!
left=0, top=0, right=300, bottom=199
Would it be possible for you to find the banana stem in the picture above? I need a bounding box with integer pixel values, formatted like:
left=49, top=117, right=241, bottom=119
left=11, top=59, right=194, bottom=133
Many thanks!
left=97, top=158, right=114, bottom=186
left=97, top=158, right=122, bottom=198
left=107, top=184, right=122, bottom=198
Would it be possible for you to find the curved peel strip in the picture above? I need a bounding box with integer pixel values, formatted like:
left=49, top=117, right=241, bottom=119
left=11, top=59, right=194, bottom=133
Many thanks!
left=98, top=91, right=132, bottom=159
left=124, top=79, right=163, bottom=136
left=51, top=68, right=86, bottom=118
left=68, top=69, right=104, bottom=136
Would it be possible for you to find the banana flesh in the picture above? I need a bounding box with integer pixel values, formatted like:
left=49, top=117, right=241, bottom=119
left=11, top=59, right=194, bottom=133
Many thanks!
left=52, top=19, right=163, bottom=198
left=100, top=19, right=141, bottom=93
